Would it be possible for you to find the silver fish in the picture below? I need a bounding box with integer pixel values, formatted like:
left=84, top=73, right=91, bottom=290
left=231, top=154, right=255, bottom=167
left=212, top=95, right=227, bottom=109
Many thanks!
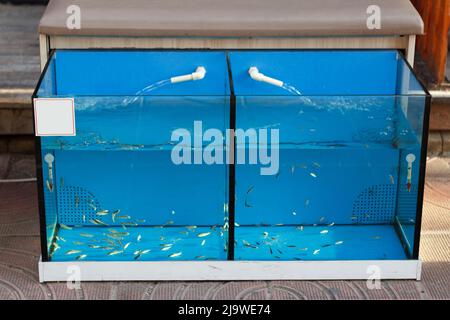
left=197, top=232, right=211, bottom=238
left=107, top=250, right=123, bottom=256
left=90, top=218, right=108, bottom=226
left=66, top=250, right=81, bottom=255
left=169, top=252, right=182, bottom=258
left=95, top=209, right=111, bottom=218
left=59, top=224, right=72, bottom=230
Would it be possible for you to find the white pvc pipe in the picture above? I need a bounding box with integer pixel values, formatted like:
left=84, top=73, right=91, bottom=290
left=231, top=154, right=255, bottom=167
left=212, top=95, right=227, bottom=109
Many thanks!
left=170, top=66, right=206, bottom=84
left=248, top=67, right=284, bottom=87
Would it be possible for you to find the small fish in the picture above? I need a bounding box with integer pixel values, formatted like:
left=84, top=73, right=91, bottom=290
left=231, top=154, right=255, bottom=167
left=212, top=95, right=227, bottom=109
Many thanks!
left=169, top=252, right=182, bottom=258
left=313, top=162, right=321, bottom=168
left=107, top=250, right=123, bottom=256
left=88, top=244, right=101, bottom=249
left=80, top=233, right=94, bottom=238
left=328, top=222, right=335, bottom=227
left=201, top=240, right=206, bottom=246
left=161, top=243, right=173, bottom=247
left=117, top=215, right=131, bottom=220
left=197, top=232, right=211, bottom=238
left=320, top=230, right=329, bottom=234
left=123, top=242, right=131, bottom=250
left=319, top=217, right=326, bottom=223
left=195, top=255, right=206, bottom=259
left=171, top=210, right=176, bottom=215
left=76, top=254, right=87, bottom=260
left=137, top=234, right=142, bottom=242
left=100, top=246, right=115, bottom=251
left=59, top=224, right=72, bottom=230
left=46, top=180, right=53, bottom=192
left=60, top=177, right=65, bottom=187
left=287, top=245, right=296, bottom=248
left=389, top=175, right=395, bottom=184
left=166, top=220, right=174, bottom=225
left=305, top=200, right=310, bottom=207
left=74, top=195, right=80, bottom=207
left=244, top=199, right=252, bottom=208
left=372, top=236, right=382, bottom=240
left=234, top=222, right=240, bottom=227
left=313, top=249, right=320, bottom=255
left=110, top=231, right=129, bottom=236
left=186, top=226, right=197, bottom=231
left=161, top=246, right=172, bottom=251
left=90, top=218, right=108, bottom=226
left=335, top=241, right=344, bottom=245
left=111, top=209, right=120, bottom=222
left=246, top=186, right=254, bottom=194
left=292, top=211, right=297, bottom=216
left=55, top=236, right=66, bottom=242
left=298, top=247, right=308, bottom=251
left=262, top=232, right=269, bottom=237
left=72, top=241, right=84, bottom=245
left=141, top=249, right=151, bottom=255
left=310, top=172, right=317, bottom=178
left=121, top=222, right=138, bottom=227
left=223, top=203, right=228, bottom=213
left=96, top=209, right=109, bottom=216
left=66, top=250, right=81, bottom=255
left=275, top=223, right=284, bottom=226
left=296, top=226, right=304, bottom=232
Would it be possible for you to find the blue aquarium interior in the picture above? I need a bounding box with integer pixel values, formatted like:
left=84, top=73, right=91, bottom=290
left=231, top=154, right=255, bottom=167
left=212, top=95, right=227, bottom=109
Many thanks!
left=35, top=50, right=428, bottom=262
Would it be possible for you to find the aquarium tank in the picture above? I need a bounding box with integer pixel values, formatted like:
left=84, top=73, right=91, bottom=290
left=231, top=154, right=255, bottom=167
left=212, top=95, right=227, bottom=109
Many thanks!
left=34, top=49, right=429, bottom=263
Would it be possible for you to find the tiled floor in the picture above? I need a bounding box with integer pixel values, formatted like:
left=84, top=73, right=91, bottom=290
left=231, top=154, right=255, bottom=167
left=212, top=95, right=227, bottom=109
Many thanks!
left=0, top=155, right=449, bottom=300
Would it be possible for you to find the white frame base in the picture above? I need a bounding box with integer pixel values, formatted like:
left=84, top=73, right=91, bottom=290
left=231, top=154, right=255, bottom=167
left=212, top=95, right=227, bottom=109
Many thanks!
left=39, top=258, right=422, bottom=282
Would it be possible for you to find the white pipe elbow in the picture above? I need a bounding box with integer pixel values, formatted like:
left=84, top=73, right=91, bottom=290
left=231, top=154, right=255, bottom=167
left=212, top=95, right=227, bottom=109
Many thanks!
left=248, top=67, right=284, bottom=87
left=171, top=66, right=206, bottom=84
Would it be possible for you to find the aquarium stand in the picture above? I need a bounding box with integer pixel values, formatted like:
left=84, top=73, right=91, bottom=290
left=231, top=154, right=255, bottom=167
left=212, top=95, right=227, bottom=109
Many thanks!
left=38, top=259, right=421, bottom=282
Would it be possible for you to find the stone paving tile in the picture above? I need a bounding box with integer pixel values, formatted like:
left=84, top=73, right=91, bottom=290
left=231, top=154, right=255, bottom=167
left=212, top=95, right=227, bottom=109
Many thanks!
left=421, top=262, right=450, bottom=300
left=0, top=157, right=449, bottom=299
left=210, top=281, right=267, bottom=300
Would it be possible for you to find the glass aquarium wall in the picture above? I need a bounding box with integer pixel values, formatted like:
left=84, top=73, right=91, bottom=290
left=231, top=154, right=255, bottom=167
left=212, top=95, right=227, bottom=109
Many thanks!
left=35, top=50, right=230, bottom=261
left=229, top=50, right=429, bottom=261
left=35, top=49, right=429, bottom=263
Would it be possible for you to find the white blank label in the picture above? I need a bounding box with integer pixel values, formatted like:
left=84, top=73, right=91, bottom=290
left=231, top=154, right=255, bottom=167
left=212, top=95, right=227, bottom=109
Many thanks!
left=34, top=98, right=76, bottom=136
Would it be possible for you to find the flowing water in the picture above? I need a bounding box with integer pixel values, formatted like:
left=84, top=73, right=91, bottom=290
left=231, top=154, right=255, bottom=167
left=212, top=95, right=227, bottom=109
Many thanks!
left=123, top=79, right=171, bottom=105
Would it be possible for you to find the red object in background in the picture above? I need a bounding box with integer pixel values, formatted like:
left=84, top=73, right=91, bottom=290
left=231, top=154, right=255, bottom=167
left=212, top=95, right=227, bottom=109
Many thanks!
left=412, top=0, right=450, bottom=84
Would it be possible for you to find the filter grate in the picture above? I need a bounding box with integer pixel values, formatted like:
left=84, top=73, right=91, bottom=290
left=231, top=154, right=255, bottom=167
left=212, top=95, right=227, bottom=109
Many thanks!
left=57, top=186, right=100, bottom=225
left=352, top=184, right=396, bottom=224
